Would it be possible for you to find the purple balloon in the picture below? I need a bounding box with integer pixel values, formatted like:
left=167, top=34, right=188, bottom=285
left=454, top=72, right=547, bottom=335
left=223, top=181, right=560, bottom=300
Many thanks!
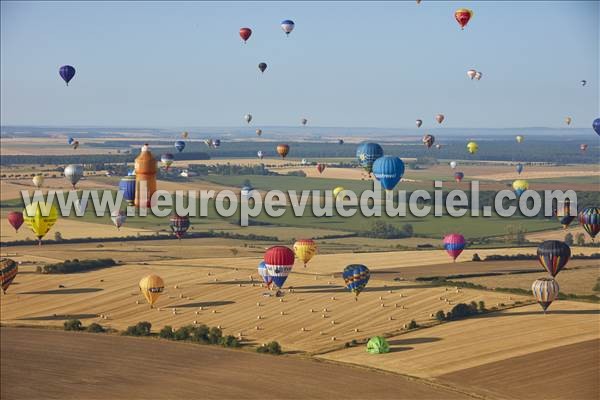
left=59, top=65, right=76, bottom=86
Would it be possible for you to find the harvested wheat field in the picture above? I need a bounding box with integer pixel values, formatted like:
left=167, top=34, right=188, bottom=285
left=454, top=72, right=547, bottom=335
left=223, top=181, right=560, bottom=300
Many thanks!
left=0, top=262, right=529, bottom=354
left=0, top=327, right=469, bottom=400
left=0, top=177, right=115, bottom=201
left=525, top=226, right=587, bottom=242
left=318, top=301, right=600, bottom=377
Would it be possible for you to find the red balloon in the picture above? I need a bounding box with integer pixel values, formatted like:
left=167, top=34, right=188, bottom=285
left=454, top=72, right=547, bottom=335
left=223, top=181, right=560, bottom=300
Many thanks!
left=454, top=9, right=473, bottom=30
left=264, top=246, right=295, bottom=266
left=7, top=211, right=24, bottom=232
left=239, top=27, right=252, bottom=43
left=316, top=163, right=326, bottom=174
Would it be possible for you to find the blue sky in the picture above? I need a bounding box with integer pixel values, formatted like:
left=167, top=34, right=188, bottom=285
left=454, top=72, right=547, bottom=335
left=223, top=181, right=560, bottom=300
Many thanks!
left=1, top=1, right=598, bottom=128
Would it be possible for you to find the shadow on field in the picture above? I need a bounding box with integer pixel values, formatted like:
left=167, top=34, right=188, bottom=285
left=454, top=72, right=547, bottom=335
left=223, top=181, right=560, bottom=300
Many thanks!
left=479, top=309, right=600, bottom=317
left=18, top=313, right=98, bottom=321
left=295, top=284, right=433, bottom=294
left=172, top=301, right=235, bottom=308
left=202, top=280, right=256, bottom=285
left=388, top=337, right=441, bottom=346
left=19, top=288, right=103, bottom=295
left=388, top=346, right=414, bottom=353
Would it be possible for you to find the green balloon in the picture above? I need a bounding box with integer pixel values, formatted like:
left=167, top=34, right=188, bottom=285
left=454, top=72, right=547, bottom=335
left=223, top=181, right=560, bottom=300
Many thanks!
left=366, top=336, right=390, bottom=354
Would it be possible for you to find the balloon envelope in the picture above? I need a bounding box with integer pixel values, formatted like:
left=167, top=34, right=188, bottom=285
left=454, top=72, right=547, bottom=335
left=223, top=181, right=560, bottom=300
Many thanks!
left=342, top=264, right=370, bottom=299
left=316, top=163, right=326, bottom=174
left=443, top=233, right=466, bottom=261
left=333, top=186, right=345, bottom=198
left=450, top=161, right=457, bottom=169
left=139, top=274, right=164, bottom=306
left=119, top=175, right=136, bottom=205
left=23, top=202, right=58, bottom=242
left=277, top=144, right=290, bottom=158
left=422, top=134, right=435, bottom=148
left=516, top=163, right=524, bottom=175
left=293, top=239, right=317, bottom=267
left=372, top=156, right=405, bottom=190
left=356, top=142, right=384, bottom=174
left=593, top=118, right=600, bottom=136
left=7, top=211, right=24, bottom=232
left=467, top=141, right=478, bottom=154
left=239, top=27, right=252, bottom=42
left=64, top=164, right=84, bottom=188
left=174, top=140, right=185, bottom=152
left=111, top=210, right=126, bottom=229
left=578, top=207, right=600, bottom=240
left=59, top=65, right=76, bottom=85
left=416, top=119, right=423, bottom=128
left=1, top=259, right=18, bottom=294
left=537, top=240, right=571, bottom=277
left=454, top=8, right=473, bottom=29
left=367, top=336, right=390, bottom=354
left=281, top=20, right=295, bottom=35
left=532, top=278, right=559, bottom=311
left=170, top=214, right=190, bottom=239
left=257, top=261, right=273, bottom=287
left=264, top=246, right=295, bottom=288
left=454, top=172, right=464, bottom=183
left=258, top=62, right=267, bottom=73
left=435, top=114, right=445, bottom=124
left=512, top=179, right=529, bottom=196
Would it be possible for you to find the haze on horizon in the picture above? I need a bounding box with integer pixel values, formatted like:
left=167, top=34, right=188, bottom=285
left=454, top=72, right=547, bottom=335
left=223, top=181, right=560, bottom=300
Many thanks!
left=1, top=1, right=598, bottom=129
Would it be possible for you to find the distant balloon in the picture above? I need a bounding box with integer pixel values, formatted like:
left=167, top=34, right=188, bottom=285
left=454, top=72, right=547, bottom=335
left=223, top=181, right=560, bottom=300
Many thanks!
left=212, top=139, right=221, bottom=148
left=467, top=69, right=477, bottom=79
left=277, top=144, right=290, bottom=158
left=532, top=278, right=559, bottom=312
left=301, top=118, right=308, bottom=126
left=467, top=141, right=478, bottom=154
left=241, top=185, right=254, bottom=199
left=181, top=131, right=189, bottom=139
left=580, top=143, right=588, bottom=152
left=564, top=116, right=572, bottom=125
left=416, top=119, right=423, bottom=128
left=239, top=27, right=252, bottom=43
left=435, top=144, right=442, bottom=149
left=338, top=139, right=344, bottom=145
left=516, top=163, right=524, bottom=175
left=580, top=80, right=587, bottom=86
left=450, top=161, right=457, bottom=169
left=245, top=114, right=252, bottom=124
left=356, top=142, right=384, bottom=175
left=333, top=186, right=345, bottom=198
left=454, top=172, right=464, bottom=183
left=7, top=211, right=24, bottom=233
left=342, top=264, right=370, bottom=300
left=59, top=65, right=76, bottom=86
left=111, top=210, right=126, bottom=230
left=578, top=207, right=600, bottom=240
left=454, top=8, right=473, bottom=30
left=170, top=214, right=190, bottom=239
left=555, top=199, right=575, bottom=229
left=474, top=71, right=482, bottom=80
left=301, top=159, right=308, bottom=165
left=161, top=153, right=174, bottom=170
left=67, top=137, right=74, bottom=145
left=372, top=156, right=405, bottom=190
left=443, top=233, right=466, bottom=261
left=537, top=240, right=570, bottom=277
left=23, top=201, right=58, bottom=244
left=72, top=141, right=79, bottom=150
left=64, top=164, right=84, bottom=189
left=512, top=179, right=529, bottom=196
left=264, top=246, right=295, bottom=288
left=174, top=140, right=185, bottom=153
left=256, top=129, right=262, bottom=136
left=119, top=175, right=136, bottom=206
left=516, top=135, right=524, bottom=143
left=257, top=261, right=273, bottom=289
left=281, top=20, right=295, bottom=35
left=593, top=118, right=600, bottom=135
left=257, top=150, right=264, bottom=160
left=435, top=114, right=445, bottom=124
left=316, top=163, right=326, bottom=174
left=32, top=175, right=44, bottom=188
left=258, top=62, right=267, bottom=73
left=293, top=239, right=317, bottom=267
left=422, top=134, right=435, bottom=148
left=1, top=259, right=18, bottom=294
left=139, top=274, right=164, bottom=308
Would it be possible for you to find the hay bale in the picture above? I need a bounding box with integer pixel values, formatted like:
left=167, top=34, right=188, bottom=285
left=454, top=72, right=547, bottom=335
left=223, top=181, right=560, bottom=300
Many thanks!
left=135, top=300, right=140, bottom=305
left=256, top=302, right=261, bottom=306
left=212, top=310, right=217, bottom=314
left=388, top=316, right=394, bottom=321
left=301, top=327, right=306, bottom=332
left=331, top=336, right=336, bottom=341
left=354, top=328, right=359, bottom=332
left=257, top=315, right=262, bottom=320
left=331, top=320, right=336, bottom=325
left=280, top=311, right=285, bottom=315
left=331, top=296, right=336, bottom=300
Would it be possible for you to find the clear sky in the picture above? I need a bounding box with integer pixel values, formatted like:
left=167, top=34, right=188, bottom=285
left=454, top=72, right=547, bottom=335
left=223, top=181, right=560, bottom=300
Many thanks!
left=1, top=1, right=598, bottom=128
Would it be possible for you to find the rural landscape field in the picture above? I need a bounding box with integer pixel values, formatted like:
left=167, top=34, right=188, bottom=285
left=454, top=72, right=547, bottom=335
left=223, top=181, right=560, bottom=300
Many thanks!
left=1, top=1, right=599, bottom=400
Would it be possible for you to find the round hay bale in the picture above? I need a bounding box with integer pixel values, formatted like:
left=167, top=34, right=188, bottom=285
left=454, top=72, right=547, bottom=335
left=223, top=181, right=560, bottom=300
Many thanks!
left=217, top=325, right=221, bottom=329
left=331, top=296, right=336, bottom=300
left=257, top=315, right=262, bottom=320
left=199, top=306, right=203, bottom=311
left=310, top=309, right=314, bottom=313
left=179, top=294, right=183, bottom=299
left=380, top=303, right=385, bottom=307
left=354, top=328, right=359, bottom=332
left=135, top=300, right=140, bottom=305
left=280, top=311, right=285, bottom=315
left=301, top=327, right=305, bottom=332
left=323, top=308, right=328, bottom=312
left=212, top=310, right=217, bottom=314
left=256, top=302, right=261, bottom=306
left=279, top=298, right=284, bottom=303
left=331, top=336, right=336, bottom=341
left=193, top=320, right=197, bottom=324
left=331, top=320, right=336, bottom=325
left=388, top=316, right=394, bottom=321
left=255, top=326, right=259, bottom=330
left=322, top=314, right=327, bottom=318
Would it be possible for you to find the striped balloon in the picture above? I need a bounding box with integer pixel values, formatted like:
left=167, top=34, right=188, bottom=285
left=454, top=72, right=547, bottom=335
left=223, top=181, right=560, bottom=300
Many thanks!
left=355, top=142, right=384, bottom=174
left=119, top=175, right=136, bottom=206
left=1, top=258, right=18, bottom=294
left=537, top=240, right=570, bottom=277
left=532, top=278, right=559, bottom=312
left=264, top=246, right=295, bottom=288
left=443, top=233, right=466, bottom=261
left=578, top=207, right=600, bottom=240
left=555, top=199, right=575, bottom=229
left=170, top=214, right=190, bottom=239
left=343, top=264, right=370, bottom=300
left=257, top=261, right=273, bottom=288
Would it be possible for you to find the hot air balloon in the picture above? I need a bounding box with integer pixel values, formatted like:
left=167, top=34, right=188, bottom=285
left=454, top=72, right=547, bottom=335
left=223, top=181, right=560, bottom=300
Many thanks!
left=467, top=69, right=477, bottom=79
left=356, top=142, right=384, bottom=175
left=333, top=187, right=346, bottom=199
left=293, top=239, right=317, bottom=267
left=593, top=118, right=600, bottom=135
left=532, top=278, right=559, bottom=312
left=67, top=137, right=74, bottom=145
left=537, top=240, right=570, bottom=277
left=580, top=80, right=587, bottom=86
left=23, top=201, right=58, bottom=244
left=281, top=20, right=295, bottom=35
left=474, top=71, right=482, bottom=80
left=578, top=207, right=600, bottom=240
left=416, top=119, right=423, bottom=128
left=170, top=214, right=190, bottom=239
left=174, top=140, right=185, bottom=153
left=316, top=163, right=326, bottom=174
left=258, top=62, right=267, bottom=73
left=565, top=116, right=572, bottom=125
left=276, top=144, right=290, bottom=159
left=342, top=264, right=370, bottom=300
left=435, top=144, right=442, bottom=149
left=203, top=139, right=212, bottom=148
left=422, top=134, right=435, bottom=148
left=516, top=135, right=524, bottom=143
left=59, top=65, right=76, bottom=86
left=119, top=175, right=136, bottom=206
left=7, top=211, right=24, bottom=233
left=580, top=143, right=588, bottom=152
left=454, top=8, right=473, bottom=30
left=443, top=233, right=466, bottom=261
left=256, top=129, right=262, bottom=136
left=512, top=179, right=529, bottom=196
left=241, top=185, right=254, bottom=200
left=516, top=163, right=524, bottom=175
left=454, top=172, right=464, bottom=183
left=301, top=118, right=307, bottom=126
left=161, top=153, right=174, bottom=170
left=555, top=199, right=575, bottom=229
left=367, top=336, right=390, bottom=354
left=373, top=156, right=405, bottom=190
left=72, top=141, right=79, bottom=150
left=257, top=150, right=264, bottom=160
left=450, top=161, right=457, bottom=169
left=245, top=114, right=252, bottom=124
left=1, top=258, right=18, bottom=294
left=139, top=274, right=164, bottom=308
left=435, top=114, right=445, bottom=124
left=239, top=27, right=252, bottom=43
left=338, top=139, right=344, bottom=145
left=135, top=145, right=157, bottom=208
left=257, top=261, right=273, bottom=289
left=467, top=141, right=478, bottom=154
left=64, top=164, right=84, bottom=189
left=264, top=246, right=295, bottom=288
left=212, top=139, right=221, bottom=148
left=31, top=175, right=44, bottom=189
left=181, top=131, right=189, bottom=139
left=111, top=210, right=126, bottom=230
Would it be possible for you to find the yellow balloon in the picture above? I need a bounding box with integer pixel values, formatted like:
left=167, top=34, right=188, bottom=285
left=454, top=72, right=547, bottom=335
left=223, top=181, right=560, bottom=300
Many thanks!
left=293, top=239, right=317, bottom=267
left=512, top=179, right=529, bottom=194
left=564, top=116, right=572, bottom=125
left=32, top=175, right=44, bottom=188
left=23, top=201, right=58, bottom=243
left=333, top=186, right=345, bottom=198
left=139, top=274, right=164, bottom=307
left=467, top=141, right=479, bottom=154
left=516, top=135, right=524, bottom=143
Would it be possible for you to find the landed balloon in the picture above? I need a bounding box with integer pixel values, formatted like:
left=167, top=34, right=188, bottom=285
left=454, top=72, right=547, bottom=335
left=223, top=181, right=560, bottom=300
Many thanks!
left=467, top=141, right=478, bottom=154
left=281, top=19, right=295, bottom=35
left=239, top=27, right=252, bottom=43
left=356, top=142, right=384, bottom=175
left=450, top=161, right=457, bottom=169
left=258, top=62, right=267, bottom=73
left=454, top=8, right=473, bottom=30
left=443, top=233, right=466, bottom=261
left=256, top=128, right=262, bottom=136
left=537, top=240, right=570, bottom=277
left=160, top=153, right=174, bottom=170
left=512, top=179, right=529, bottom=196
left=257, top=261, right=273, bottom=289
left=276, top=144, right=290, bottom=158
left=555, top=199, right=575, bottom=229
left=139, top=274, right=164, bottom=308
left=416, top=119, right=423, bottom=128
left=342, top=264, right=370, bottom=300
left=59, top=65, right=76, bottom=86
left=516, top=163, right=524, bottom=175
left=293, top=239, right=317, bottom=267
left=119, top=175, right=136, bottom=206
left=435, top=114, right=445, bottom=124
left=7, top=211, right=24, bottom=232
left=565, top=116, right=572, bottom=125
left=593, top=118, right=600, bottom=136
left=264, top=246, right=295, bottom=288
left=367, top=336, right=390, bottom=354
left=64, top=164, right=84, bottom=189
left=23, top=201, right=58, bottom=244
left=578, top=207, right=600, bottom=240
left=532, top=278, right=559, bottom=312
left=467, top=69, right=477, bottom=79
left=454, top=171, right=464, bottom=183
left=333, top=186, right=345, bottom=198
left=174, top=140, right=185, bottom=153
left=422, top=134, right=435, bottom=148
left=1, top=259, right=18, bottom=294
left=316, top=163, right=326, bottom=174
left=373, top=156, right=405, bottom=190
left=516, top=135, right=524, bottom=143
left=170, top=214, right=190, bottom=239
left=580, top=143, right=588, bottom=152
left=245, top=113, right=252, bottom=124
left=257, top=150, right=264, bottom=160
left=111, top=210, right=126, bottom=230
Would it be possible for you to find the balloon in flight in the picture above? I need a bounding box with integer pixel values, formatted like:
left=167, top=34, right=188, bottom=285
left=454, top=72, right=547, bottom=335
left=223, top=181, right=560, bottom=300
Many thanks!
left=532, top=278, right=559, bottom=312
left=316, top=163, right=326, bottom=174
left=580, top=80, right=587, bottom=86
left=454, top=171, right=464, bottom=183
left=1, top=259, right=18, bottom=294
left=281, top=20, right=295, bottom=35
left=32, top=175, right=44, bottom=188
left=181, top=131, right=189, bottom=139
left=333, top=186, right=345, bottom=198
left=443, top=233, right=466, bottom=261
left=245, top=114, right=252, bottom=124
left=72, top=141, right=79, bottom=150
left=516, top=163, right=524, bottom=175
left=257, top=261, right=273, bottom=289
left=276, top=144, right=290, bottom=158
left=342, top=264, right=370, bottom=300
left=516, top=135, right=524, bottom=143
left=301, top=118, right=307, bottom=126
left=174, top=140, right=185, bottom=153
left=161, top=153, right=174, bottom=170
left=422, top=134, right=435, bottom=148
left=293, top=239, right=317, bottom=267
left=580, top=143, right=588, bottom=152
left=264, top=246, right=295, bottom=288
left=256, top=129, right=262, bottom=136
left=67, top=137, right=74, bottom=145
left=578, top=207, right=600, bottom=240
left=537, top=240, right=570, bottom=277
left=416, top=119, right=423, bottom=128
left=512, top=179, right=529, bottom=196
left=356, top=142, right=384, bottom=174
left=119, top=175, right=136, bottom=206
left=64, top=164, right=84, bottom=189
left=170, top=214, right=190, bottom=239
left=7, top=211, right=24, bottom=232
left=239, top=27, right=252, bottom=43
left=474, top=71, right=482, bottom=80
left=564, top=116, right=572, bottom=125
left=450, top=161, right=457, bottom=169
left=467, top=69, right=477, bottom=79
left=59, top=65, right=76, bottom=86
left=111, top=210, right=126, bottom=230
left=435, top=114, right=445, bottom=124
left=139, top=274, right=164, bottom=307
left=454, top=8, right=473, bottom=30
left=241, top=185, right=254, bottom=199
left=257, top=150, right=264, bottom=160
left=373, top=156, right=405, bottom=190
left=593, top=118, right=600, bottom=136
left=467, top=141, right=478, bottom=154
left=258, top=62, right=267, bottom=73
left=555, top=199, right=575, bottom=229
left=338, top=139, right=344, bottom=145
left=23, top=201, right=58, bottom=244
